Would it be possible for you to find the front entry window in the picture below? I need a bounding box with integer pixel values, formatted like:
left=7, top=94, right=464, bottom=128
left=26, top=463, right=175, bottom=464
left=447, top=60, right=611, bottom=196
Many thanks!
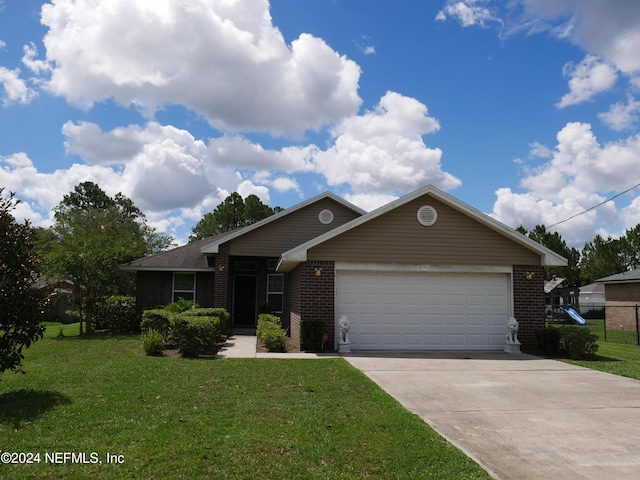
left=267, top=274, right=284, bottom=313
left=173, top=273, right=196, bottom=302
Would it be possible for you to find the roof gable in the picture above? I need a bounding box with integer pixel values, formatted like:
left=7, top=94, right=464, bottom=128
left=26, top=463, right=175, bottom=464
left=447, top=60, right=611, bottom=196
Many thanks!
left=278, top=185, right=568, bottom=271
left=200, top=191, right=364, bottom=254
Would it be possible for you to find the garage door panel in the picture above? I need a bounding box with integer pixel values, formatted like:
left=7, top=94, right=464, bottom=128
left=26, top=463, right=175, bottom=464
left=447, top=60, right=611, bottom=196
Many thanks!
left=468, top=314, right=487, bottom=326
left=446, top=334, right=465, bottom=347
left=468, top=334, right=489, bottom=346
left=337, top=271, right=510, bottom=350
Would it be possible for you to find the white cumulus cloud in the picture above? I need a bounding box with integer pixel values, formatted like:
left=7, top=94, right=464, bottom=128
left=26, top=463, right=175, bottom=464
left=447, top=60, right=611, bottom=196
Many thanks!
left=0, top=66, right=37, bottom=105
left=556, top=55, right=617, bottom=108
left=599, top=96, right=640, bottom=131
left=492, top=122, right=640, bottom=246
left=38, top=0, right=362, bottom=137
left=436, top=0, right=501, bottom=27
left=314, top=91, right=460, bottom=202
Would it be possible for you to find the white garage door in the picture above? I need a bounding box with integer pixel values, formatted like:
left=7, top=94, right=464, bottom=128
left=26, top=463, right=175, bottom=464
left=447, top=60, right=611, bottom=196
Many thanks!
left=336, top=271, right=510, bottom=350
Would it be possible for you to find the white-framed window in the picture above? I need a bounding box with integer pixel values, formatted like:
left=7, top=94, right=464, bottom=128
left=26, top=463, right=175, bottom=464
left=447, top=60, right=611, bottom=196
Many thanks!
left=173, top=273, right=196, bottom=302
left=267, top=258, right=279, bottom=270
left=266, top=274, right=284, bottom=313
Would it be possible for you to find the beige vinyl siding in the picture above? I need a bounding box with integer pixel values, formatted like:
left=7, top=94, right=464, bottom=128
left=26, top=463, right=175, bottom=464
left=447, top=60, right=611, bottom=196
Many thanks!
left=229, top=198, right=361, bottom=257
left=308, top=195, right=540, bottom=266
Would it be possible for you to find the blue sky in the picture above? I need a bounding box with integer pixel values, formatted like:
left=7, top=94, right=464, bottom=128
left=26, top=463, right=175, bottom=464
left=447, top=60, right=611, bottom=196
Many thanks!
left=1, top=0, right=640, bottom=247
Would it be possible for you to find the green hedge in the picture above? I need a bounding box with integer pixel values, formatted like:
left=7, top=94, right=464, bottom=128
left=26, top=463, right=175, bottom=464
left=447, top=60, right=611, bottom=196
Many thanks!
left=172, top=315, right=223, bottom=357
left=183, top=308, right=230, bottom=332
left=140, top=306, right=229, bottom=357
left=536, top=326, right=599, bottom=359
left=257, top=316, right=286, bottom=352
left=300, top=319, right=324, bottom=352
left=561, top=326, right=599, bottom=359
left=535, top=328, right=562, bottom=354
left=258, top=313, right=281, bottom=326
left=94, top=296, right=140, bottom=334
left=141, top=309, right=175, bottom=339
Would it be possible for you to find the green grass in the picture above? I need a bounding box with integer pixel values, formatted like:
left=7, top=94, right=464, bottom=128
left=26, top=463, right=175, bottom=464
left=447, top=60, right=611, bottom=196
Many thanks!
left=546, top=320, right=640, bottom=379
left=0, top=335, right=488, bottom=479
left=562, top=341, right=640, bottom=380
left=41, top=322, right=81, bottom=338
left=583, top=319, right=639, bottom=345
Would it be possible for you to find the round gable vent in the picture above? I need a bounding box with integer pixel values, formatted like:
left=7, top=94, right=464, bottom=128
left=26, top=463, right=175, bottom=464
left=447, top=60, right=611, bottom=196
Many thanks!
left=319, top=209, right=334, bottom=225
left=417, top=205, right=437, bottom=226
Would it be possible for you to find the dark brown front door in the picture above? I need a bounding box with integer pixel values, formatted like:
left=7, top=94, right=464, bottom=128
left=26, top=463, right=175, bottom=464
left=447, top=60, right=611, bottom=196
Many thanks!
left=233, top=275, right=257, bottom=326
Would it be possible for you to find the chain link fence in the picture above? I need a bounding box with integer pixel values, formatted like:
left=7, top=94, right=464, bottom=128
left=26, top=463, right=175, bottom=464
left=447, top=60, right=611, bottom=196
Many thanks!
left=577, top=304, right=640, bottom=345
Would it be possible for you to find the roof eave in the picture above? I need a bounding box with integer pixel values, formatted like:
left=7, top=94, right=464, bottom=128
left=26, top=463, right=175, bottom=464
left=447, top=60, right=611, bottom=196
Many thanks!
left=119, top=265, right=213, bottom=272
left=276, top=251, right=308, bottom=272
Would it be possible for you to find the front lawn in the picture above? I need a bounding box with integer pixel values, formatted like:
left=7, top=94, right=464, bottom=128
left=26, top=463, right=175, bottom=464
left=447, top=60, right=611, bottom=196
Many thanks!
left=561, top=341, right=640, bottom=381
left=0, top=334, right=488, bottom=479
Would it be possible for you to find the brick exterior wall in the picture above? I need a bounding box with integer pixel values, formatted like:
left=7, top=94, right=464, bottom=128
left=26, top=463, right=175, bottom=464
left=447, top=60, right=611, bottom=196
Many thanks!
left=289, top=261, right=335, bottom=350
left=135, top=271, right=166, bottom=311
left=605, top=283, right=640, bottom=331
left=288, top=266, right=302, bottom=347
left=214, top=243, right=230, bottom=310
left=512, top=265, right=545, bottom=350
left=196, top=272, right=215, bottom=308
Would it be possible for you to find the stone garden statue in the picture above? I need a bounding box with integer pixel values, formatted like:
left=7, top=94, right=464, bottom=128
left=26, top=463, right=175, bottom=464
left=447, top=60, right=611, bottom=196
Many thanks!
left=339, top=315, right=350, bottom=344
left=506, top=317, right=519, bottom=344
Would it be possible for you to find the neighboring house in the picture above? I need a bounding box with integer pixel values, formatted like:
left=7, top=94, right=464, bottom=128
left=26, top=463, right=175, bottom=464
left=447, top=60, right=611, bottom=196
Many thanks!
left=121, top=185, right=567, bottom=351
left=596, top=270, right=640, bottom=331
left=31, top=279, right=77, bottom=323
left=578, top=283, right=605, bottom=313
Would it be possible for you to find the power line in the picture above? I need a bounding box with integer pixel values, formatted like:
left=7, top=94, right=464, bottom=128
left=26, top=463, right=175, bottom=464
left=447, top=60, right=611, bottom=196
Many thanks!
left=547, top=182, right=640, bottom=229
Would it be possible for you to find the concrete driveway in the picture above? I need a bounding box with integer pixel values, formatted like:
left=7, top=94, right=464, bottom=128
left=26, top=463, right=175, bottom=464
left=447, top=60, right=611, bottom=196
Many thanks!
left=343, top=351, right=640, bottom=480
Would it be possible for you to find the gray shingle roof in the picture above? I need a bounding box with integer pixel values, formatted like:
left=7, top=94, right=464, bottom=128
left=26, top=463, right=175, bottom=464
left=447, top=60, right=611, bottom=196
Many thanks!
left=596, top=269, right=640, bottom=283
left=120, top=233, right=231, bottom=271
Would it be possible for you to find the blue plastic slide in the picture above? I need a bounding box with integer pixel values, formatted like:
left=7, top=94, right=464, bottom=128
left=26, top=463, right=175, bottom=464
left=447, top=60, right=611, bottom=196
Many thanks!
left=559, top=305, right=587, bottom=325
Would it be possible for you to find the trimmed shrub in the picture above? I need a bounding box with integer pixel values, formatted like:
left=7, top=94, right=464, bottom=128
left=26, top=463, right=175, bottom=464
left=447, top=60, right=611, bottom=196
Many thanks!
left=300, top=319, right=324, bottom=352
left=257, top=318, right=286, bottom=352
left=94, top=296, right=140, bottom=334
left=164, top=299, right=198, bottom=313
left=258, top=313, right=281, bottom=327
left=141, top=309, right=175, bottom=339
left=142, top=329, right=165, bottom=356
left=535, top=328, right=562, bottom=354
left=207, top=308, right=230, bottom=330
left=179, top=308, right=230, bottom=334
left=172, top=315, right=222, bottom=357
left=561, top=327, right=599, bottom=359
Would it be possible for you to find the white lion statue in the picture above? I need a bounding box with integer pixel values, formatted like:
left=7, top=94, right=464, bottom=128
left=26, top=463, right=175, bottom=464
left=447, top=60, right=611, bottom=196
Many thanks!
left=506, top=317, right=519, bottom=344
left=339, top=316, right=350, bottom=343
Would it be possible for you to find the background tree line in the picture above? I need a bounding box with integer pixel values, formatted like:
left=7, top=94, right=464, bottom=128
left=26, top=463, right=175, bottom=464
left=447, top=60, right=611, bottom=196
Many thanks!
left=517, top=224, right=640, bottom=285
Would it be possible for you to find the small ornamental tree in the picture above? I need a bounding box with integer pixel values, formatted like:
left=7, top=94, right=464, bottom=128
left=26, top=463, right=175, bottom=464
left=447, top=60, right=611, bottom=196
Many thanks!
left=46, top=182, right=173, bottom=334
left=0, top=190, right=45, bottom=375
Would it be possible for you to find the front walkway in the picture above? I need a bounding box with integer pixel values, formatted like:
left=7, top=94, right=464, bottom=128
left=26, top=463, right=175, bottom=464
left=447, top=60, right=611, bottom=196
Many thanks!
left=216, top=333, right=339, bottom=359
